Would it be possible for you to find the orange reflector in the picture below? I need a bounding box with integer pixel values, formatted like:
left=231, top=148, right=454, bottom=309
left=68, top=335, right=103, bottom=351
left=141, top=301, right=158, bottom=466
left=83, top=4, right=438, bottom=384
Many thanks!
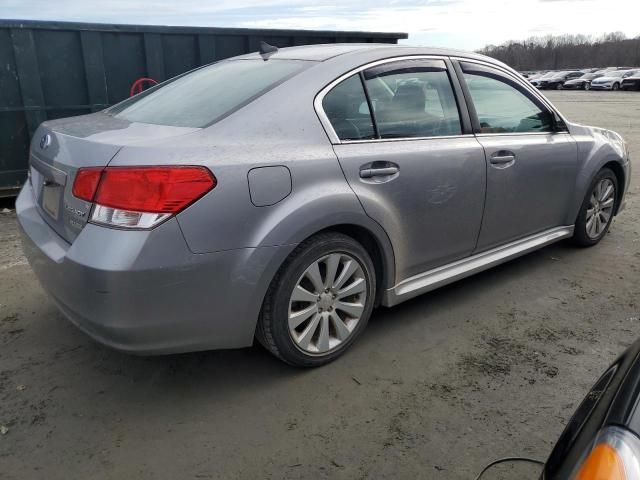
left=575, top=443, right=626, bottom=480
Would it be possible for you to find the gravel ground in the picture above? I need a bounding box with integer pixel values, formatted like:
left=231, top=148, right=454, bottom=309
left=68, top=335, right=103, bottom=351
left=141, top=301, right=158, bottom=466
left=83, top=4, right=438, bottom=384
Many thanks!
left=0, top=90, right=639, bottom=480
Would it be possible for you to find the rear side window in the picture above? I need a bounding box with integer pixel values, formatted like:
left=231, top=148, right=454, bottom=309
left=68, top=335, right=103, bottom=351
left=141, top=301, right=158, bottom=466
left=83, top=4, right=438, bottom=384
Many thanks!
left=462, top=65, right=554, bottom=134
left=109, top=59, right=310, bottom=128
left=363, top=60, right=462, bottom=139
left=322, top=75, right=376, bottom=141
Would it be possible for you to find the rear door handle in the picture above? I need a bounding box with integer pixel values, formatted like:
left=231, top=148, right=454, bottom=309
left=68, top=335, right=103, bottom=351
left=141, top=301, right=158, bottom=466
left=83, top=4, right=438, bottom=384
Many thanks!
left=359, top=166, right=399, bottom=178
left=489, top=152, right=516, bottom=166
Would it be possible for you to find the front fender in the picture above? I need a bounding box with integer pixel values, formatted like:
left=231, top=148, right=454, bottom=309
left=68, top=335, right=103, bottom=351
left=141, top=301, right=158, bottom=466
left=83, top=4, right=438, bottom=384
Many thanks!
left=567, top=123, right=629, bottom=223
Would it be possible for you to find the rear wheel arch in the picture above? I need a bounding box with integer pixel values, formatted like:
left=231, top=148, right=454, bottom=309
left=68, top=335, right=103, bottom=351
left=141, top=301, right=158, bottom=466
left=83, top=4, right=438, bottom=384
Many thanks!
left=252, top=219, right=395, bottom=340
left=313, top=224, right=392, bottom=307
left=266, top=222, right=394, bottom=307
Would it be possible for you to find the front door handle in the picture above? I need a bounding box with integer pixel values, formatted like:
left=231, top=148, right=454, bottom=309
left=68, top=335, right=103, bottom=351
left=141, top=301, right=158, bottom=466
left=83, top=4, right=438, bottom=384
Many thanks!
left=489, top=151, right=516, bottom=167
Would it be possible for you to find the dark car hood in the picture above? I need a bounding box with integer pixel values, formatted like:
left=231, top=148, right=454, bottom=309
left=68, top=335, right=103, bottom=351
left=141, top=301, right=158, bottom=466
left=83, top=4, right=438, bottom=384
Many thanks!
left=542, top=339, right=640, bottom=479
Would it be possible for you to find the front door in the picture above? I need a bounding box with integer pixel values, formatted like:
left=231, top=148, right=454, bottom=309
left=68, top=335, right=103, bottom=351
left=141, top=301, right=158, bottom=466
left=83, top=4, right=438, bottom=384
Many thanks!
left=457, top=61, right=578, bottom=251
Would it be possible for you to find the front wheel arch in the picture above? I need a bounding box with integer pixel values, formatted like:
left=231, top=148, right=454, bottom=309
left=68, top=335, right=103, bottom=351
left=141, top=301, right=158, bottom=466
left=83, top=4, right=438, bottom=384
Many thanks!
left=602, top=161, right=626, bottom=215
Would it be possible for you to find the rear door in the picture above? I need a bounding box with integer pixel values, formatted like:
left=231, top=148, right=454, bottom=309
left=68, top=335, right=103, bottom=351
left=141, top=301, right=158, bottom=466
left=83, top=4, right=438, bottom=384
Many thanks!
left=455, top=61, right=578, bottom=251
left=320, top=58, right=487, bottom=282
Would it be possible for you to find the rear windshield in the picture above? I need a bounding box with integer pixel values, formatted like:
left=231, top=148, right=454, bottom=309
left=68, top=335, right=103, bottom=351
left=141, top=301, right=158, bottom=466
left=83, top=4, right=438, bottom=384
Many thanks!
left=108, top=59, right=311, bottom=128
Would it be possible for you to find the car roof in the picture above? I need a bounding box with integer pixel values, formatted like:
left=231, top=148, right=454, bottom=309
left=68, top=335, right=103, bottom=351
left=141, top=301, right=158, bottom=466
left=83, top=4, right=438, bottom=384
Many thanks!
left=234, top=43, right=502, bottom=65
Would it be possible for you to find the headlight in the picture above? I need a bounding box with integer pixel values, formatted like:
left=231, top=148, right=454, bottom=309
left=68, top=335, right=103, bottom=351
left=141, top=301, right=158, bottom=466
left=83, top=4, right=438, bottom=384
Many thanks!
left=573, top=426, right=640, bottom=479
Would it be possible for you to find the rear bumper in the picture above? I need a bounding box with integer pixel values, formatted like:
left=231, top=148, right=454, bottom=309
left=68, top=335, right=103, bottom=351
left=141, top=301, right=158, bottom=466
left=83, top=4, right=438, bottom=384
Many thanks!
left=16, top=182, right=293, bottom=354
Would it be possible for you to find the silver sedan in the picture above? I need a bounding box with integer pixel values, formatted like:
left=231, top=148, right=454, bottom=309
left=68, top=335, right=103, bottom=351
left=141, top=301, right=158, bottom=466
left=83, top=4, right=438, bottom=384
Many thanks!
left=17, top=44, right=631, bottom=366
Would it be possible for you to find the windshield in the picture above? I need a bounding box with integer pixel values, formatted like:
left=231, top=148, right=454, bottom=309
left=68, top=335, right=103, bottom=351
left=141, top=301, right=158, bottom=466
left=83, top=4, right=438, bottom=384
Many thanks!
left=580, top=73, right=597, bottom=79
left=607, top=71, right=627, bottom=78
left=108, top=59, right=311, bottom=128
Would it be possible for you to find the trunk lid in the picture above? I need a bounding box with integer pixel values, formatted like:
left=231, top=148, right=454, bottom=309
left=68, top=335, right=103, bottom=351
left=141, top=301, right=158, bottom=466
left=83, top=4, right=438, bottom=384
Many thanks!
left=28, top=112, right=199, bottom=243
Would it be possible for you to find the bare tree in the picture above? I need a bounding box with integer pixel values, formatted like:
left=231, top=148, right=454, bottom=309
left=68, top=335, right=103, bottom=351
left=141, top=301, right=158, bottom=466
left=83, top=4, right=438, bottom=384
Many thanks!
left=478, top=32, right=640, bottom=70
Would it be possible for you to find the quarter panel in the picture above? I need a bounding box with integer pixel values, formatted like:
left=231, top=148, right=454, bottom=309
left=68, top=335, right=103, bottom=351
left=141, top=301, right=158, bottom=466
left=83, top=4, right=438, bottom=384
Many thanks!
left=107, top=60, right=398, bottom=289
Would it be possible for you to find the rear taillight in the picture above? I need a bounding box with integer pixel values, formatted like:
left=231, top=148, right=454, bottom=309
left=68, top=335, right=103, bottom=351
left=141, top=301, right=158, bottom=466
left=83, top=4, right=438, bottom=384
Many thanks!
left=72, top=166, right=216, bottom=229
left=72, top=167, right=103, bottom=201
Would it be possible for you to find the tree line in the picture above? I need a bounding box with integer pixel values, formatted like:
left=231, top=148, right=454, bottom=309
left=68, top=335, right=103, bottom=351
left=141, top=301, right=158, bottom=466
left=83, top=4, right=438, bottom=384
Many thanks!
left=478, top=32, right=640, bottom=71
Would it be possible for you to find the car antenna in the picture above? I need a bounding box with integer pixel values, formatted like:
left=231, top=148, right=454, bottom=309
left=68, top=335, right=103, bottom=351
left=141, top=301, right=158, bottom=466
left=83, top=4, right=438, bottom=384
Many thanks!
left=259, top=41, right=278, bottom=60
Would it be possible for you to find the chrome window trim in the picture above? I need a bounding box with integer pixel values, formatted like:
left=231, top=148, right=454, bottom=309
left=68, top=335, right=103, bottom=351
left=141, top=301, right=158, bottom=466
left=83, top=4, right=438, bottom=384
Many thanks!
left=314, top=55, right=465, bottom=145
left=314, top=54, right=571, bottom=145
left=450, top=56, right=571, bottom=129
left=339, top=134, right=469, bottom=145
left=474, top=131, right=571, bottom=138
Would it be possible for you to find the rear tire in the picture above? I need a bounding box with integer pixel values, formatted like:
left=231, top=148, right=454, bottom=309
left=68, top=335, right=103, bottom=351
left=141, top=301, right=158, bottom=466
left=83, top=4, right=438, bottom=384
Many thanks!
left=572, top=168, right=618, bottom=247
left=585, top=82, right=591, bottom=91
left=256, top=232, right=376, bottom=367
left=612, top=83, right=620, bottom=91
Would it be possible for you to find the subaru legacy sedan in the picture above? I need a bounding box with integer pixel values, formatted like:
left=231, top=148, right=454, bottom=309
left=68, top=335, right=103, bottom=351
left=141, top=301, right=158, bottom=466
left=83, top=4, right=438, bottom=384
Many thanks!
left=17, top=44, right=631, bottom=366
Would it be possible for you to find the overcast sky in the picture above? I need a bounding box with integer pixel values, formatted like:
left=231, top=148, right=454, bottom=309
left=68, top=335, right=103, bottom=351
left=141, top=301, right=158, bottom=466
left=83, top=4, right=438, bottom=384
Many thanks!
left=2, top=0, right=639, bottom=50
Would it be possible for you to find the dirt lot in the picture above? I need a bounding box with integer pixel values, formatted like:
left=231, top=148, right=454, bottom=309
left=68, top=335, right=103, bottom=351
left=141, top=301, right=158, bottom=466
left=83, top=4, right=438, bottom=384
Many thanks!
left=0, top=90, right=639, bottom=480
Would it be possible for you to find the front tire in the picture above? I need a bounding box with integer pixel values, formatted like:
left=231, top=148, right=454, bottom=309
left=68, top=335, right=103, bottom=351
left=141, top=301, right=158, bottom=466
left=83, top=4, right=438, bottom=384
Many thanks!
left=256, top=232, right=376, bottom=367
left=572, top=168, right=618, bottom=247
left=612, top=83, right=620, bottom=91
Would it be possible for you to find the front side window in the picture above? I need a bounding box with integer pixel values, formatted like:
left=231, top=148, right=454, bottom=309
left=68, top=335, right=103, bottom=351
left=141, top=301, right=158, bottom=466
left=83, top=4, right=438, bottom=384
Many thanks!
left=108, top=59, right=310, bottom=128
left=363, top=60, right=462, bottom=138
left=322, top=75, right=376, bottom=141
left=462, top=66, right=554, bottom=134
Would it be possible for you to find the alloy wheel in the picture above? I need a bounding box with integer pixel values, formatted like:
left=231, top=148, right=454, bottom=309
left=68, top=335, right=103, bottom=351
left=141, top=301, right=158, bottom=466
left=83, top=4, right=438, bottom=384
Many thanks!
left=586, top=178, right=616, bottom=239
left=288, top=253, right=367, bottom=354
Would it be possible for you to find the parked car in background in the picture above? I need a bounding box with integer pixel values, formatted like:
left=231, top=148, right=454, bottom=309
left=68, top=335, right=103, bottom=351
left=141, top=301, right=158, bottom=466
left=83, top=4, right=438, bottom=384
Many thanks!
left=16, top=44, right=631, bottom=366
left=563, top=72, right=603, bottom=90
left=621, top=72, right=640, bottom=91
left=594, top=67, right=618, bottom=75
left=541, top=340, right=640, bottom=479
left=591, top=69, right=640, bottom=90
left=526, top=72, right=544, bottom=82
left=538, top=70, right=583, bottom=89
left=530, top=71, right=556, bottom=87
